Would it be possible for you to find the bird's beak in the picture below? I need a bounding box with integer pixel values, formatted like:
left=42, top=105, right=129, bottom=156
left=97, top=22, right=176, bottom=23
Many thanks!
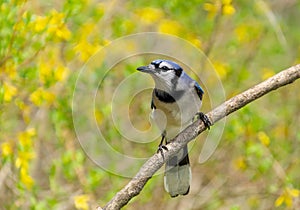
left=137, top=65, right=154, bottom=74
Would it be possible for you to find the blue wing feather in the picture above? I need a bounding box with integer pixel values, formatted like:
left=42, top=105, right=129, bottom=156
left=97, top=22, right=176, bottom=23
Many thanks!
left=194, top=82, right=204, bottom=100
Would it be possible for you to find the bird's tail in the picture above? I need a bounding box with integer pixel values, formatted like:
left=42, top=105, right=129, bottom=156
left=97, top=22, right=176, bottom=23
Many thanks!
left=164, top=145, right=191, bottom=197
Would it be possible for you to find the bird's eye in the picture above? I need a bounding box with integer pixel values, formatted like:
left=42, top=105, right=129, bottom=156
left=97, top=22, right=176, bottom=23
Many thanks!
left=161, top=66, right=169, bottom=70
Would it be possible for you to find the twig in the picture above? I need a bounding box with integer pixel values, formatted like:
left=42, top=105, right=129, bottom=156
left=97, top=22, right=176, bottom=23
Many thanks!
left=102, top=64, right=300, bottom=210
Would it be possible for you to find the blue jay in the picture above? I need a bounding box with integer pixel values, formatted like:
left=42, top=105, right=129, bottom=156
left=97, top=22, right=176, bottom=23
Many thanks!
left=137, top=59, right=211, bottom=197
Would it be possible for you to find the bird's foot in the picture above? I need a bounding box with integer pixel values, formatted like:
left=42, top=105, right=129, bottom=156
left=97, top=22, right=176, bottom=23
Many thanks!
left=195, top=112, right=212, bottom=130
left=157, top=143, right=168, bottom=159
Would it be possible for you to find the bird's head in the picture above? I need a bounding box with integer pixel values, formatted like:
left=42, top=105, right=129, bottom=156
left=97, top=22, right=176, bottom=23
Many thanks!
left=137, top=59, right=183, bottom=90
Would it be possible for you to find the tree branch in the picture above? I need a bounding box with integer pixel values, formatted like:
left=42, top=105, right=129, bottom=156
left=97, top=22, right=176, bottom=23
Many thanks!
left=102, top=64, right=300, bottom=210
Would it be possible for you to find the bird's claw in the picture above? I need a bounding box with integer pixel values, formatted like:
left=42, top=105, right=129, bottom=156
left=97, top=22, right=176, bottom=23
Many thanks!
left=196, top=112, right=212, bottom=130
left=157, top=144, right=168, bottom=159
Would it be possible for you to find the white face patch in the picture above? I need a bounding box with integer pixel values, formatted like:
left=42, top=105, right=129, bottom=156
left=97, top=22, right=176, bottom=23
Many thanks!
left=159, top=61, right=174, bottom=70
left=152, top=70, right=176, bottom=91
left=160, top=70, right=173, bottom=76
left=152, top=61, right=175, bottom=77
left=149, top=64, right=156, bottom=70
left=155, top=68, right=175, bottom=79
left=150, top=60, right=181, bottom=91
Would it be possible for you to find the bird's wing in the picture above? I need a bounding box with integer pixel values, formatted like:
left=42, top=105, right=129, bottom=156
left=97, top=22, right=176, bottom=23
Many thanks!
left=151, top=98, right=156, bottom=109
left=194, top=82, right=204, bottom=100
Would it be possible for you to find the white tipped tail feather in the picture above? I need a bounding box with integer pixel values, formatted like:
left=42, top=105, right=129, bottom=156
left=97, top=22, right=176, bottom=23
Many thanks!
left=164, top=145, right=191, bottom=197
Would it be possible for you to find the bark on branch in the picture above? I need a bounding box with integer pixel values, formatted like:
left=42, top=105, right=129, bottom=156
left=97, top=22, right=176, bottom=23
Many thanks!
left=102, top=64, right=300, bottom=210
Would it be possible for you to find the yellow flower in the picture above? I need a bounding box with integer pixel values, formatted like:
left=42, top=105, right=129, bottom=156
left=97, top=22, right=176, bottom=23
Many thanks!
left=20, top=168, right=34, bottom=190
left=122, top=19, right=135, bottom=34
left=74, top=23, right=101, bottom=61
left=15, top=100, right=31, bottom=123
left=26, top=128, right=36, bottom=136
left=47, top=9, right=72, bottom=41
left=74, top=194, right=90, bottom=210
left=79, top=22, right=97, bottom=37
left=74, top=39, right=101, bottom=62
left=3, top=82, right=17, bottom=102
left=158, top=19, right=182, bottom=36
left=15, top=151, right=36, bottom=169
left=55, top=24, right=72, bottom=40
left=275, top=187, right=300, bottom=207
left=235, top=23, right=262, bottom=43
left=95, top=109, right=104, bottom=125
left=30, top=88, right=44, bottom=106
left=3, top=62, right=17, bottom=80
left=39, top=61, right=53, bottom=84
left=18, top=128, right=36, bottom=148
left=47, top=24, right=72, bottom=41
left=102, top=39, right=111, bottom=46
left=289, top=188, right=300, bottom=197
left=257, top=131, right=270, bottom=146
left=204, top=0, right=235, bottom=18
left=43, top=90, right=56, bottom=104
left=203, top=2, right=219, bottom=19
left=38, top=57, right=69, bottom=83
left=54, top=65, right=69, bottom=81
left=1, top=142, right=13, bottom=158
left=234, top=156, right=247, bottom=170
left=261, top=68, right=275, bottom=80
left=49, top=9, right=64, bottom=25
left=222, top=0, right=235, bottom=16
left=187, top=35, right=202, bottom=49
left=213, top=61, right=229, bottom=79
left=135, top=7, right=164, bottom=24
left=235, top=25, right=249, bottom=43
left=32, top=15, right=49, bottom=33
left=30, top=88, right=56, bottom=106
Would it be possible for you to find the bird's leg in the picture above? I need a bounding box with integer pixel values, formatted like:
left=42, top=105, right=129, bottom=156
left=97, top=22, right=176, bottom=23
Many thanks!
left=157, top=131, right=168, bottom=158
left=195, top=112, right=212, bottom=130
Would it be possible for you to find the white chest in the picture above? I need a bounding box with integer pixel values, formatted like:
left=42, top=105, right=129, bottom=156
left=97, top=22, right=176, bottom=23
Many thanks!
left=151, top=90, right=202, bottom=139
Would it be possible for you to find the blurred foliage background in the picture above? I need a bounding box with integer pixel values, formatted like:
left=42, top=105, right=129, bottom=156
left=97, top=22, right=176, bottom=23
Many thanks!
left=0, top=0, right=300, bottom=209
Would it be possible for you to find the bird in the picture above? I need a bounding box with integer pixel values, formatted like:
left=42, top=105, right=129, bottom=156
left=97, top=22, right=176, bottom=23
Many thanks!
left=137, top=59, right=211, bottom=197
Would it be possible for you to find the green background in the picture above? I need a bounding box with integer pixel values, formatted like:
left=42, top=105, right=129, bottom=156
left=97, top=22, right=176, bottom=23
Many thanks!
left=0, top=0, right=299, bottom=209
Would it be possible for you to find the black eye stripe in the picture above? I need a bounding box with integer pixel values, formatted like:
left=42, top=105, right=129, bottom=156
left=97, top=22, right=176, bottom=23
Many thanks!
left=161, top=66, right=170, bottom=70
left=150, top=60, right=183, bottom=76
left=175, top=68, right=182, bottom=77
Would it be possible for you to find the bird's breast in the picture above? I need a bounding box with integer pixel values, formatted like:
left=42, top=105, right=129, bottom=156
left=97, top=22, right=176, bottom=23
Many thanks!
left=152, top=91, right=202, bottom=127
